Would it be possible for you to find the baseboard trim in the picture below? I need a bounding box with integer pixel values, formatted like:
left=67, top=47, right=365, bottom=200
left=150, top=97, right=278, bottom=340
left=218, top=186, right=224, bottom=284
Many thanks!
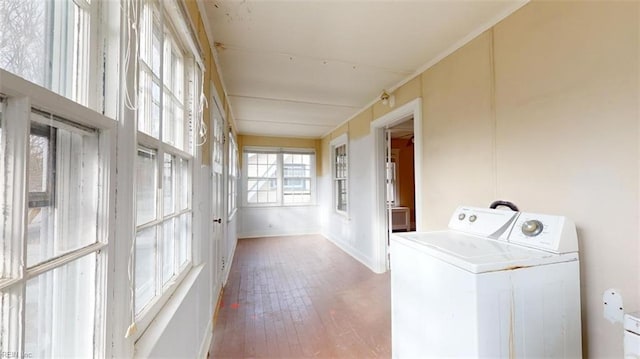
left=321, top=232, right=382, bottom=273
left=238, top=231, right=321, bottom=239
left=198, top=319, right=213, bottom=359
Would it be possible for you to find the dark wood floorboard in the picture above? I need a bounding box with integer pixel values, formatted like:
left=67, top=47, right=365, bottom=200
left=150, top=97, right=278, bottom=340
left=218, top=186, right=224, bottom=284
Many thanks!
left=210, top=234, right=391, bottom=358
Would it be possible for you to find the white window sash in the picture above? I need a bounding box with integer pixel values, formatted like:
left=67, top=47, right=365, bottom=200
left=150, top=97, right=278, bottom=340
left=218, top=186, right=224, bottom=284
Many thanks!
left=132, top=0, right=198, bottom=340
left=330, top=134, right=348, bottom=216
left=243, top=147, right=317, bottom=207
left=0, top=68, right=116, bottom=357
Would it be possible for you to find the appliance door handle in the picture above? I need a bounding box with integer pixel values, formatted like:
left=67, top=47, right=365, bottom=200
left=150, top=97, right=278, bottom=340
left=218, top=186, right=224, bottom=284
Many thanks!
left=213, top=218, right=222, bottom=223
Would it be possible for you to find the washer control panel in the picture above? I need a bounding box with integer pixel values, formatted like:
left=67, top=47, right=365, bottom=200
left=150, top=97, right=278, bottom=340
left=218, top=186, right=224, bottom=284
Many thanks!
left=449, top=206, right=579, bottom=253
left=509, top=212, right=578, bottom=253
left=448, top=207, right=518, bottom=241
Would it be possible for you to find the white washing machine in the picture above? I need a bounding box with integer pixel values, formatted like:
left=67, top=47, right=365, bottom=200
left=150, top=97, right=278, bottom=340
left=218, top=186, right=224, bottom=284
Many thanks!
left=391, top=206, right=582, bottom=358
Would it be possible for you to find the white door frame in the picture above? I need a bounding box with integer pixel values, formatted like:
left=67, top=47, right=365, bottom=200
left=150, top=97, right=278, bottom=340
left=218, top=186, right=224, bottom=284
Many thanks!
left=210, top=83, right=226, bottom=304
left=371, top=98, right=423, bottom=272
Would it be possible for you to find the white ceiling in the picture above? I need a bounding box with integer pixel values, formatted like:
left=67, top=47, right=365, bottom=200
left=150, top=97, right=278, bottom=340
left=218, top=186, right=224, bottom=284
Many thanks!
left=200, top=0, right=527, bottom=139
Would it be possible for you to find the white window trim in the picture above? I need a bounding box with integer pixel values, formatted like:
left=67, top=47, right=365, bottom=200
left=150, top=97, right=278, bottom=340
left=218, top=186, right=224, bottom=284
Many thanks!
left=330, top=134, right=349, bottom=217
left=242, top=146, right=317, bottom=208
left=0, top=68, right=117, bottom=358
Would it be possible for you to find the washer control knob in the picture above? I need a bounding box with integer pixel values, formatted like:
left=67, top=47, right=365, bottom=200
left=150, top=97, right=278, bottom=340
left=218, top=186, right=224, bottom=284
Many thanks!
left=469, top=215, right=477, bottom=222
left=458, top=213, right=466, bottom=220
left=522, top=220, right=543, bottom=237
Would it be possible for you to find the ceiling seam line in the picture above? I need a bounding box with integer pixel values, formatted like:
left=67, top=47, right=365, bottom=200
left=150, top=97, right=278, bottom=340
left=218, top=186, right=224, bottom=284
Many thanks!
left=228, top=94, right=361, bottom=109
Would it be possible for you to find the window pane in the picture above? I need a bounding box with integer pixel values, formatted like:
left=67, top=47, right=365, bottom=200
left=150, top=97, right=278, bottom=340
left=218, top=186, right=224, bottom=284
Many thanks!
left=336, top=179, right=347, bottom=212
left=163, top=38, right=172, bottom=89
left=136, top=148, right=157, bottom=225
left=0, top=1, right=90, bottom=104
left=151, top=80, right=161, bottom=138
left=163, top=90, right=175, bottom=145
left=162, top=218, right=174, bottom=285
left=25, top=253, right=96, bottom=358
left=151, top=22, right=161, bottom=77
left=177, top=213, right=190, bottom=267
left=0, top=284, right=21, bottom=353
left=0, top=0, right=46, bottom=86
left=247, top=152, right=257, bottom=165
left=175, top=102, right=184, bottom=150
left=28, top=131, right=49, bottom=193
left=135, top=226, right=156, bottom=314
left=28, top=122, right=100, bottom=267
left=283, top=153, right=312, bottom=204
left=138, top=75, right=161, bottom=139
left=163, top=154, right=174, bottom=216
left=177, top=158, right=188, bottom=211
left=172, top=51, right=183, bottom=100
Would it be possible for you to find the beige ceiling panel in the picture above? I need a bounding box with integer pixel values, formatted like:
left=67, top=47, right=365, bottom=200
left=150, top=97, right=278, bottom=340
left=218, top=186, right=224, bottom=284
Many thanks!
left=236, top=120, right=334, bottom=139
left=207, top=1, right=526, bottom=71
left=230, top=96, right=356, bottom=127
left=219, top=49, right=407, bottom=107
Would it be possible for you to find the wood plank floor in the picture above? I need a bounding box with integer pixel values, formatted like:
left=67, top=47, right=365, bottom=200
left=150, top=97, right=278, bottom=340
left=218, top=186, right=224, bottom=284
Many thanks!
left=210, top=234, right=391, bottom=358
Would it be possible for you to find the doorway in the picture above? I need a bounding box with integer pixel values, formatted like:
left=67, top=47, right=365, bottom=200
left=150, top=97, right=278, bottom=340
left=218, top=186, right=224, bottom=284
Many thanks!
left=371, top=98, right=423, bottom=272
left=386, top=120, right=416, bottom=234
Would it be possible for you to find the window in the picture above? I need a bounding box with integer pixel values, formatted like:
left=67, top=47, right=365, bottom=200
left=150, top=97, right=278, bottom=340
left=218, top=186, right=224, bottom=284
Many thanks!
left=0, top=0, right=94, bottom=106
left=332, top=135, right=348, bottom=214
left=0, top=101, right=109, bottom=358
left=283, top=154, right=312, bottom=204
left=244, top=148, right=316, bottom=206
left=228, top=133, right=238, bottom=216
left=134, top=0, right=196, bottom=323
left=246, top=152, right=278, bottom=204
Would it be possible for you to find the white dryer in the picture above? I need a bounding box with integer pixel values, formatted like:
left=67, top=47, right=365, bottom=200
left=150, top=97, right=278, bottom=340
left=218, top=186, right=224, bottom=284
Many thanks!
left=391, top=206, right=582, bottom=358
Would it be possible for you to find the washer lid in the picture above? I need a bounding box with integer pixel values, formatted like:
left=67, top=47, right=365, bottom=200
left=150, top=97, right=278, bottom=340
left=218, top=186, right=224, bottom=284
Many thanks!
left=391, top=231, right=578, bottom=274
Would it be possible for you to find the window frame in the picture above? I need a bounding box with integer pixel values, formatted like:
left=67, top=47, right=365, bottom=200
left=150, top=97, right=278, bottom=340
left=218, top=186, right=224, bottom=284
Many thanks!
left=0, top=68, right=116, bottom=359
left=242, top=146, right=317, bottom=207
left=132, top=0, right=201, bottom=339
left=331, top=134, right=349, bottom=216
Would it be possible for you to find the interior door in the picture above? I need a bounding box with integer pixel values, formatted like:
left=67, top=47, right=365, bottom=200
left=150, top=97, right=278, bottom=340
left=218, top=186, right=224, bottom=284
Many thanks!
left=211, top=97, right=225, bottom=305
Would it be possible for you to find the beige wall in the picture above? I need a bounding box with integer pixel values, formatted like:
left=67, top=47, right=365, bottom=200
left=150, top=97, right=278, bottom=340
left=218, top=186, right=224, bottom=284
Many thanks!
left=321, top=1, right=640, bottom=356
left=420, top=30, right=497, bottom=228
left=416, top=2, right=638, bottom=356
left=491, top=3, right=639, bottom=356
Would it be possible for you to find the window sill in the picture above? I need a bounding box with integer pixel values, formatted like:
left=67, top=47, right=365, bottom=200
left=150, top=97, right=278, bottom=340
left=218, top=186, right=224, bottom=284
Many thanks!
left=335, top=210, right=350, bottom=220
left=134, top=264, right=204, bottom=357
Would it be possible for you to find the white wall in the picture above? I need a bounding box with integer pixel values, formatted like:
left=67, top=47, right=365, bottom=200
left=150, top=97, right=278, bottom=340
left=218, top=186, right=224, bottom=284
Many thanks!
left=144, top=268, right=211, bottom=358
left=238, top=206, right=320, bottom=238
left=225, top=214, right=238, bottom=282
left=319, top=134, right=382, bottom=273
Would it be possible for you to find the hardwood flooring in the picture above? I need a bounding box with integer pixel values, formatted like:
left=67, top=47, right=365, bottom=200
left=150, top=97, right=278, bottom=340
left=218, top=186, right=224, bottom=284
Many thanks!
left=210, top=234, right=391, bottom=358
